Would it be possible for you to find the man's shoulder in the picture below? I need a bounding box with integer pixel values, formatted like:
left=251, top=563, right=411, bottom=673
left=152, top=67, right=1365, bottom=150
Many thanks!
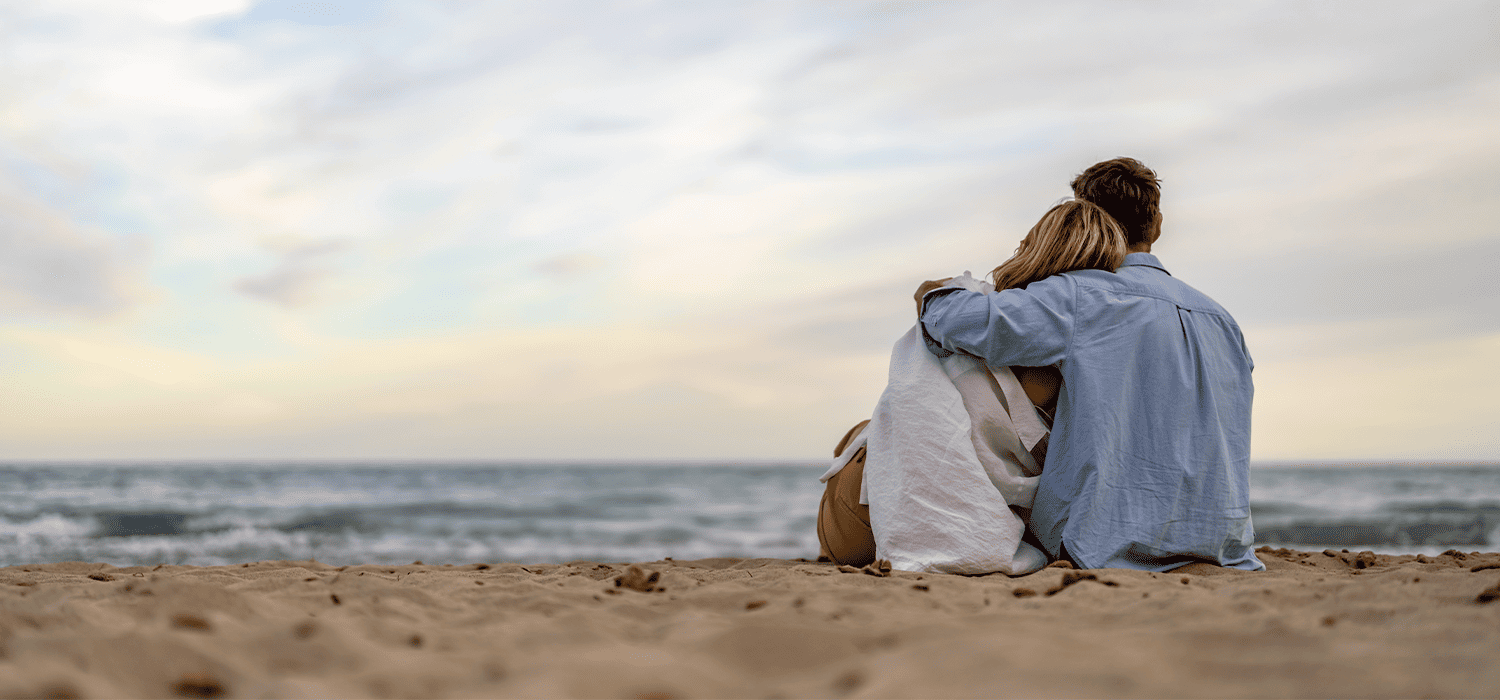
left=1068, top=265, right=1232, bottom=317
left=1158, top=274, right=1236, bottom=318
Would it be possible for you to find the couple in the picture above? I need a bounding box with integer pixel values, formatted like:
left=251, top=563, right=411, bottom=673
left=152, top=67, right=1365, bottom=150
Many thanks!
left=817, top=158, right=1263, bottom=575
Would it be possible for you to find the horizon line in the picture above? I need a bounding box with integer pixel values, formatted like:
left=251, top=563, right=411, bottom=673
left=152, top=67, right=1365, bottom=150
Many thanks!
left=2, top=458, right=1497, bottom=468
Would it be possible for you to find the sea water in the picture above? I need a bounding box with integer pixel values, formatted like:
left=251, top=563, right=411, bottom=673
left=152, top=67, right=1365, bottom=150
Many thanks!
left=1, top=462, right=1496, bottom=567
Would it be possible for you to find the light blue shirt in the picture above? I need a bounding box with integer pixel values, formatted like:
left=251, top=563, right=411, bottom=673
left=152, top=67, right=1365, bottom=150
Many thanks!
left=920, top=253, right=1263, bottom=571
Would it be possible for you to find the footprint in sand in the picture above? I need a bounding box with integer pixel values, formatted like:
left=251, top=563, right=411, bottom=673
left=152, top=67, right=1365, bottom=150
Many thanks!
left=1045, top=571, right=1119, bottom=596
left=1476, top=579, right=1500, bottom=604
left=170, top=613, right=212, bottom=632
left=171, top=673, right=224, bottom=699
left=615, top=565, right=663, bottom=593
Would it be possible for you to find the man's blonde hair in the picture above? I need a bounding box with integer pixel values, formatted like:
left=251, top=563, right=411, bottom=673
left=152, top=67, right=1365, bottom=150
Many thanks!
left=989, top=199, right=1127, bottom=291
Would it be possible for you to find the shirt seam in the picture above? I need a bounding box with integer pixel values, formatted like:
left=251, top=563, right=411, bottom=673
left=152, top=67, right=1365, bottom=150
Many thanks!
left=1072, top=280, right=1229, bottom=316
left=1066, top=274, right=1077, bottom=353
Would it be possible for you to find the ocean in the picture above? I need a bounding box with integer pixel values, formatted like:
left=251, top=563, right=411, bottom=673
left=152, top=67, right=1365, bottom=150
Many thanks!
left=2, top=462, right=1496, bottom=568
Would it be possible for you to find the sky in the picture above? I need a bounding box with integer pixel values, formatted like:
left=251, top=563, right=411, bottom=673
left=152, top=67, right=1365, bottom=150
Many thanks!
left=0, top=0, right=1496, bottom=462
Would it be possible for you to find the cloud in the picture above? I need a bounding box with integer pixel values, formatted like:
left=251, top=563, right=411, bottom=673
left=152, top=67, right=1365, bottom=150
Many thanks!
left=233, top=240, right=348, bottom=308
left=143, top=0, right=253, bottom=24
left=240, top=0, right=385, bottom=26
left=532, top=252, right=604, bottom=279
left=0, top=189, right=144, bottom=318
left=0, top=0, right=1497, bottom=459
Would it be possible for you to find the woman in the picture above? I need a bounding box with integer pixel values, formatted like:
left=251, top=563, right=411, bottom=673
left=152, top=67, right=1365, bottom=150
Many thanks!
left=817, top=199, right=1127, bottom=570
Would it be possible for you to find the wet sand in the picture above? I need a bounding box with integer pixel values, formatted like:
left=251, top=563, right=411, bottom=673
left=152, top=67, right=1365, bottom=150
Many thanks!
left=2, top=547, right=1498, bottom=698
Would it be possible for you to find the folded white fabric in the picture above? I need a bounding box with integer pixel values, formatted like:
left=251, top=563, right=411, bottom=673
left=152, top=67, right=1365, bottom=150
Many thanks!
left=859, top=273, right=1048, bottom=575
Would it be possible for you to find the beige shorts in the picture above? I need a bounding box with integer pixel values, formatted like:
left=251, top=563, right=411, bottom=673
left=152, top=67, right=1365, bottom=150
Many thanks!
left=816, top=420, right=876, bottom=567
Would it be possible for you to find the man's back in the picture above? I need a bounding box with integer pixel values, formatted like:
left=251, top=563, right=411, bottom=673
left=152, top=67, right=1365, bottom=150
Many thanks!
left=921, top=252, right=1263, bottom=571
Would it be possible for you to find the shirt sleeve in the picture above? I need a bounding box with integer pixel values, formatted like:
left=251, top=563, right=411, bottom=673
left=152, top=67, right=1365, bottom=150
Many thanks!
left=920, top=273, right=1076, bottom=368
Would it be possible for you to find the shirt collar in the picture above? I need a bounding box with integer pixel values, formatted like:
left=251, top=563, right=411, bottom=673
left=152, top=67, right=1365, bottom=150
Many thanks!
left=1119, top=252, right=1170, bottom=275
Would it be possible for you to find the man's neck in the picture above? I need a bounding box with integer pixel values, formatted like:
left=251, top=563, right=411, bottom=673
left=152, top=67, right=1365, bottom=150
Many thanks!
left=1127, top=243, right=1153, bottom=254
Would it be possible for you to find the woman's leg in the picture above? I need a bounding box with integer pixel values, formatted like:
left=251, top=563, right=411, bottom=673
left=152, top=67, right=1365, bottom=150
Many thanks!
left=816, top=421, right=876, bottom=566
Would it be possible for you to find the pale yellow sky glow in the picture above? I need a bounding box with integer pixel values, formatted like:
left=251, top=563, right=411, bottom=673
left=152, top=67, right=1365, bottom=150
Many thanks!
left=1, top=1, right=1496, bottom=461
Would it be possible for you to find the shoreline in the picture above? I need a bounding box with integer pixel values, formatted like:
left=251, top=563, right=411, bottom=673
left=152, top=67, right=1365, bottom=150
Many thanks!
left=2, top=548, right=1498, bottom=698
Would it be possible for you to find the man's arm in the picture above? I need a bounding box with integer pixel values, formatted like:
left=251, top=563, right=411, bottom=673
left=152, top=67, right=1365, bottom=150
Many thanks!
left=919, top=274, right=1077, bottom=368
left=913, top=278, right=951, bottom=317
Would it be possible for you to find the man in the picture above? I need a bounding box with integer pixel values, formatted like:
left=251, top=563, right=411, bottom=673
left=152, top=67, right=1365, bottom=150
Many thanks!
left=917, top=158, right=1263, bottom=571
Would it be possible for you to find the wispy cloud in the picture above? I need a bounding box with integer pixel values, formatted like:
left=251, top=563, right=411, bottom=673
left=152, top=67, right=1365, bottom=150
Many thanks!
left=234, top=239, right=348, bottom=308
left=0, top=187, right=145, bottom=317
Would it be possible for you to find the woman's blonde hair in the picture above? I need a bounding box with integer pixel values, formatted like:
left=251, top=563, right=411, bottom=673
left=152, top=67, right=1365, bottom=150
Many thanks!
left=989, top=199, right=1127, bottom=291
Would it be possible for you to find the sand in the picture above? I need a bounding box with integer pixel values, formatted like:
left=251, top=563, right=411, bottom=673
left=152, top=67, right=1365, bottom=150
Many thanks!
left=2, top=548, right=1498, bottom=699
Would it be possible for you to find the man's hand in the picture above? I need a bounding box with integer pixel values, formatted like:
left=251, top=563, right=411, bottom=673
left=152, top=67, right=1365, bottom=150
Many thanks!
left=914, top=278, right=952, bottom=318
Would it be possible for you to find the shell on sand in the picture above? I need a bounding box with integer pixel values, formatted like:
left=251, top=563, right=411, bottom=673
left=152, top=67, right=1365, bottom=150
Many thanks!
left=1, top=548, right=1498, bottom=698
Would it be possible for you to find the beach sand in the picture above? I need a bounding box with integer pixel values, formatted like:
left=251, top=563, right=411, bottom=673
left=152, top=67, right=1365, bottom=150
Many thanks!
left=2, top=548, right=1498, bottom=699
